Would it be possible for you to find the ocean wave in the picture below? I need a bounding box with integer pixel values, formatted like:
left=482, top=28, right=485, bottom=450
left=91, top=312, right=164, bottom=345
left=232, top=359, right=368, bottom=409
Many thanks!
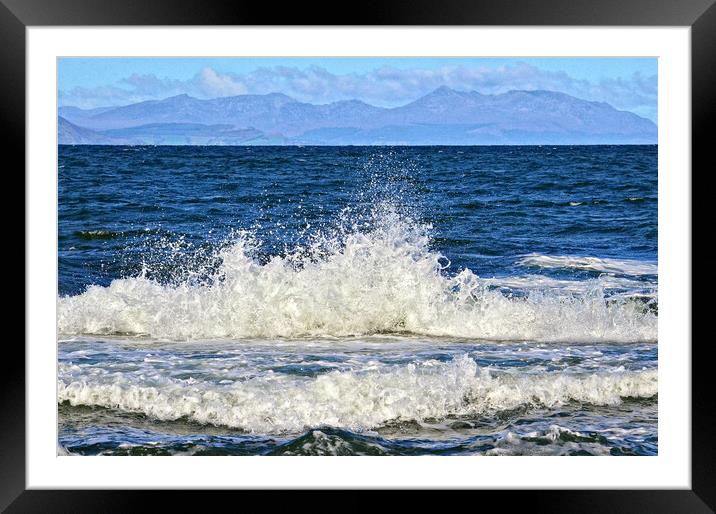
left=58, top=355, right=657, bottom=434
left=74, top=229, right=124, bottom=241
left=481, top=274, right=656, bottom=299
left=58, top=209, right=657, bottom=342
left=269, top=424, right=644, bottom=456
left=517, top=253, right=657, bottom=276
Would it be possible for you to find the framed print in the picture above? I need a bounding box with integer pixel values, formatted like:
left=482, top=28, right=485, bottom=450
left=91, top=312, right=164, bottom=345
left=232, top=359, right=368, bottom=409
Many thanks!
left=6, top=0, right=713, bottom=510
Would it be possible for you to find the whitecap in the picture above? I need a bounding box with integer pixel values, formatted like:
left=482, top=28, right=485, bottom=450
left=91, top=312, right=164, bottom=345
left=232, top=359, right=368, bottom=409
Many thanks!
left=58, top=355, right=657, bottom=434
left=58, top=209, right=657, bottom=343
left=517, top=253, right=657, bottom=276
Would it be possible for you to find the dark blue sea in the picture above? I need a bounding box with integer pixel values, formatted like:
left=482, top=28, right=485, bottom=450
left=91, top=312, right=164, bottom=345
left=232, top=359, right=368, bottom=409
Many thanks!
left=58, top=145, right=657, bottom=456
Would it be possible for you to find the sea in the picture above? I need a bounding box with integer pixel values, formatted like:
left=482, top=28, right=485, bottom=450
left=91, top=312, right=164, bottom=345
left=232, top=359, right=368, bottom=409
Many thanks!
left=57, top=145, right=658, bottom=456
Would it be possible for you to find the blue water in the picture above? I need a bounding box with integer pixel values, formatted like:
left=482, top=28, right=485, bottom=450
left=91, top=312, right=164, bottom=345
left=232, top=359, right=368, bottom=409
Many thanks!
left=58, top=145, right=657, bottom=456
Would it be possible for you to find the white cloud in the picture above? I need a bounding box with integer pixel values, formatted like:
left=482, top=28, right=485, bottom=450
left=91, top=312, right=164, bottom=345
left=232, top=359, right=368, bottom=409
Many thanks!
left=194, top=67, right=247, bottom=97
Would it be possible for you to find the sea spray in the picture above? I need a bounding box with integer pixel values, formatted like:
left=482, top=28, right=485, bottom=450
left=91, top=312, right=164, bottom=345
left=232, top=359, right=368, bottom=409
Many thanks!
left=58, top=206, right=657, bottom=342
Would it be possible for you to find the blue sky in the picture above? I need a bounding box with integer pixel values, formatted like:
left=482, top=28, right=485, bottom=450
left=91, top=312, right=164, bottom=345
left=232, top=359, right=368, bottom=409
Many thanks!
left=58, top=57, right=658, bottom=122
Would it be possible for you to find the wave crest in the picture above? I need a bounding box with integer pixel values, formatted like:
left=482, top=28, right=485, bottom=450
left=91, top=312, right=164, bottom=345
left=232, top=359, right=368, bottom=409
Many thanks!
left=517, top=253, right=657, bottom=276
left=58, top=355, right=657, bottom=434
left=58, top=209, right=657, bottom=342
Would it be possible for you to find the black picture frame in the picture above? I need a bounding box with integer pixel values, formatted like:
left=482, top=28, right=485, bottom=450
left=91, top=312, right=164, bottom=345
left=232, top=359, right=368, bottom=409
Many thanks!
left=4, top=0, right=712, bottom=510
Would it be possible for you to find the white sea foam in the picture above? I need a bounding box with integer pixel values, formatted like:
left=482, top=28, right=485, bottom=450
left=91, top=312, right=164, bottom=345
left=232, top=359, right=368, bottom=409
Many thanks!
left=58, top=210, right=657, bottom=342
left=484, top=425, right=612, bottom=456
left=482, top=274, right=656, bottom=298
left=58, top=355, right=657, bottom=434
left=517, top=254, right=657, bottom=276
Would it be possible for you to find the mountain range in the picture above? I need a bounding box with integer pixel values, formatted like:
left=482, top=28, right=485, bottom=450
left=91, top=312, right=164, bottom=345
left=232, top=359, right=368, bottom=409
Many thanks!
left=58, top=87, right=657, bottom=145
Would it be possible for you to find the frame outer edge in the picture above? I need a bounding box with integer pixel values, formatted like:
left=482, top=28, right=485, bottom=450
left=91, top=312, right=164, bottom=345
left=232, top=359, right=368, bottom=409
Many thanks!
left=1, top=0, right=716, bottom=26
left=1, top=490, right=715, bottom=513
left=692, top=1, right=716, bottom=510
left=6, top=0, right=714, bottom=508
left=0, top=0, right=26, bottom=512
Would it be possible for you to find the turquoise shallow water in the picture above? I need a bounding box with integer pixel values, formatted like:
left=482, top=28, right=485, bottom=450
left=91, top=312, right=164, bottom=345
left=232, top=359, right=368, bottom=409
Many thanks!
left=58, top=145, right=657, bottom=455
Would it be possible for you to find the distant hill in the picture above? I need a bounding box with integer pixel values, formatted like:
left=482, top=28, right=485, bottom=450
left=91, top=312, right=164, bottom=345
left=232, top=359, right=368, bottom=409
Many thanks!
left=58, top=116, right=128, bottom=145
left=58, top=117, right=281, bottom=145
left=58, top=105, right=120, bottom=120
left=102, top=123, right=281, bottom=145
left=58, top=88, right=657, bottom=145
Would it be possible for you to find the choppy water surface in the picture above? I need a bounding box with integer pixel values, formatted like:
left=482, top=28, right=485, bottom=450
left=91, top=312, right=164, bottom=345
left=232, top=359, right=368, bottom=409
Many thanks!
left=58, top=145, right=657, bottom=455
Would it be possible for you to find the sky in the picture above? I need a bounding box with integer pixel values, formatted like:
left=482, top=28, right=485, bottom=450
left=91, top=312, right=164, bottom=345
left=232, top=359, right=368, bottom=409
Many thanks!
left=58, top=57, right=658, bottom=122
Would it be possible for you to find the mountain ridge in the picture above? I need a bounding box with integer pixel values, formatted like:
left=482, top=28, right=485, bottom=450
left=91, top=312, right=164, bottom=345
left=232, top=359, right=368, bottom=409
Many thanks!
left=58, top=87, right=657, bottom=145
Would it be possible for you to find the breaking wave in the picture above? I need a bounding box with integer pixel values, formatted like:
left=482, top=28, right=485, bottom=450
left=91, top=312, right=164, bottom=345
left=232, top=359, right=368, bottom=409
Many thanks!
left=58, top=355, right=657, bottom=434
left=517, top=253, right=657, bottom=276
left=57, top=208, right=657, bottom=342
